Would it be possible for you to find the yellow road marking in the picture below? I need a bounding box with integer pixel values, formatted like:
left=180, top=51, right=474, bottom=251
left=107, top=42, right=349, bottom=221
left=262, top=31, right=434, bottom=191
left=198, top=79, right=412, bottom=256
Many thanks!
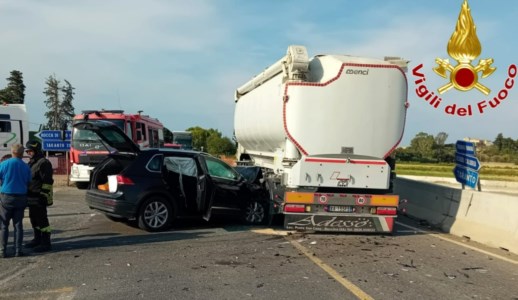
left=396, top=221, right=518, bottom=265
left=287, top=238, right=374, bottom=300
left=0, top=286, right=75, bottom=298
left=251, top=228, right=290, bottom=236
left=253, top=228, right=373, bottom=299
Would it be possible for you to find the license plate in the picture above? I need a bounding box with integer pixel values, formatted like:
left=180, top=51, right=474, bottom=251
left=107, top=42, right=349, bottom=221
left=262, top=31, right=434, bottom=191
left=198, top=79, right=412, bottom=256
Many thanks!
left=328, top=205, right=355, bottom=213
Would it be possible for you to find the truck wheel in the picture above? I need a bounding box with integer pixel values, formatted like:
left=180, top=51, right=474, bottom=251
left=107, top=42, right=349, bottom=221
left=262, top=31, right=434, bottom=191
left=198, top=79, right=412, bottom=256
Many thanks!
left=138, top=197, right=173, bottom=232
left=242, top=199, right=267, bottom=225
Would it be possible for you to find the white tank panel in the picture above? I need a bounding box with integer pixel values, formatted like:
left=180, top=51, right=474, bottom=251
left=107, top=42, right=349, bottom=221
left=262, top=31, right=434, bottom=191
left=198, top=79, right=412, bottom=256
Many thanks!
left=234, top=75, right=286, bottom=154
left=234, top=54, right=407, bottom=159
left=286, top=55, right=407, bottom=158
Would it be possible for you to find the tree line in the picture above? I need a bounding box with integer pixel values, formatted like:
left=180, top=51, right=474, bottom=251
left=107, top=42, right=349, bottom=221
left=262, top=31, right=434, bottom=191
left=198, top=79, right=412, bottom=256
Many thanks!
left=186, top=126, right=236, bottom=156
left=162, top=127, right=237, bottom=156
left=1, top=70, right=76, bottom=130
left=8, top=69, right=511, bottom=161
left=1, top=70, right=236, bottom=156
left=396, top=132, right=518, bottom=164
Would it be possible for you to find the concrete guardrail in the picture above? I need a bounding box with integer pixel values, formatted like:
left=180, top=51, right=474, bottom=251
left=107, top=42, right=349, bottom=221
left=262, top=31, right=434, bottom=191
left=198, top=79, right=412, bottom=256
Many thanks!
left=394, top=177, right=518, bottom=255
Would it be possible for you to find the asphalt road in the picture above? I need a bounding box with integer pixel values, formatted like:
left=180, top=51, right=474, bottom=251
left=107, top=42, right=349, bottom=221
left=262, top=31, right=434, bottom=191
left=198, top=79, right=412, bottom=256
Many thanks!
left=0, top=187, right=517, bottom=300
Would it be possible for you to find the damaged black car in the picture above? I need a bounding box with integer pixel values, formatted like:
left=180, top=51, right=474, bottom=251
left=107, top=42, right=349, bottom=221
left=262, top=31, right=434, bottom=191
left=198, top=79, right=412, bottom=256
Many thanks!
left=74, top=120, right=270, bottom=232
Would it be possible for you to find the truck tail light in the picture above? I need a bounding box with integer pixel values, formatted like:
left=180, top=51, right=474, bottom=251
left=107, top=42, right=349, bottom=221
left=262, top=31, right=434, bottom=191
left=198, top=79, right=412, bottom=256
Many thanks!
left=284, top=204, right=306, bottom=213
left=375, top=207, right=397, bottom=215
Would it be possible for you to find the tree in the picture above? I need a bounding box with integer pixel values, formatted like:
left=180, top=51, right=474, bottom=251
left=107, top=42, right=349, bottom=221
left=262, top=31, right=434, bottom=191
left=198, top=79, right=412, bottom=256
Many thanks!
left=43, top=75, right=76, bottom=130
left=0, top=89, right=8, bottom=103
left=410, top=132, right=435, bottom=160
left=187, top=126, right=210, bottom=151
left=43, top=75, right=61, bottom=129
left=61, top=79, right=76, bottom=128
left=206, top=131, right=236, bottom=155
left=494, top=133, right=504, bottom=151
left=6, top=70, right=25, bottom=104
left=502, top=137, right=517, bottom=154
left=0, top=70, right=25, bottom=104
left=433, top=132, right=449, bottom=162
left=186, top=126, right=236, bottom=155
left=394, top=147, right=418, bottom=161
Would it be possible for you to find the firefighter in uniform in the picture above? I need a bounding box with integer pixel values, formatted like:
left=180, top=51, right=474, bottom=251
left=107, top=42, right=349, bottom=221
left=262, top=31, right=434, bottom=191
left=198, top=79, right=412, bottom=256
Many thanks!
left=24, top=140, right=54, bottom=252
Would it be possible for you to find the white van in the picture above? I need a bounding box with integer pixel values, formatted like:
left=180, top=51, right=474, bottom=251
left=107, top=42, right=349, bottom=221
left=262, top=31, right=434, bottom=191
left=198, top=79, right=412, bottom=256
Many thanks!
left=0, top=103, right=29, bottom=160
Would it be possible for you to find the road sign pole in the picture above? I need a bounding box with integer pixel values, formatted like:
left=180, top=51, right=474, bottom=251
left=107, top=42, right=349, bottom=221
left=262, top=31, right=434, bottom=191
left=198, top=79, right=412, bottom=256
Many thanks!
left=454, top=140, right=483, bottom=191
left=66, top=151, right=70, bottom=186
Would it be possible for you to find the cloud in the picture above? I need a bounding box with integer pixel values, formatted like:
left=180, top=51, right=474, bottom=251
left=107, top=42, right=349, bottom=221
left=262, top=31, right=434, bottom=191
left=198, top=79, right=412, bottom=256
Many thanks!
left=1, top=0, right=516, bottom=147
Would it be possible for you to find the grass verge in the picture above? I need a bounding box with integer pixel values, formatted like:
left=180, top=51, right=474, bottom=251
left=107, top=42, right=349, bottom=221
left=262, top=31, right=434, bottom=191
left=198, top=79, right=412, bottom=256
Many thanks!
left=396, top=162, right=518, bottom=182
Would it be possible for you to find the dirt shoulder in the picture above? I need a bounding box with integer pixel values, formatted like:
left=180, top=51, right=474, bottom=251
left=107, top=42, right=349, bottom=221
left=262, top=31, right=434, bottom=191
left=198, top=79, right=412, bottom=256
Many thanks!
left=53, top=174, right=72, bottom=187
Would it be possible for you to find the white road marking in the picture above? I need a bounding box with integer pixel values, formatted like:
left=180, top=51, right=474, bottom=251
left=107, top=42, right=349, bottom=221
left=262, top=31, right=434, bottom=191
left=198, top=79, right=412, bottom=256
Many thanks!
left=0, top=262, right=39, bottom=287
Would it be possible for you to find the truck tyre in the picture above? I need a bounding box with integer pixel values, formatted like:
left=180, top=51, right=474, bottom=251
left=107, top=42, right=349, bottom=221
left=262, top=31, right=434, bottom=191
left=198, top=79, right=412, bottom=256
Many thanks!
left=138, top=197, right=173, bottom=232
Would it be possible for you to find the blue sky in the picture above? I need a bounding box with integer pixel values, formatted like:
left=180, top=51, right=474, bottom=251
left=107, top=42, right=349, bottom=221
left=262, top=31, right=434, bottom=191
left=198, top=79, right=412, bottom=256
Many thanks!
left=1, top=0, right=516, bottom=146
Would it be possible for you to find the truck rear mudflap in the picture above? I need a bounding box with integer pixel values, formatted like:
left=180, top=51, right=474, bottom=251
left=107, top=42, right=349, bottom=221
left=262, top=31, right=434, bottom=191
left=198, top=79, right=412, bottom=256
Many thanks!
left=284, top=214, right=395, bottom=233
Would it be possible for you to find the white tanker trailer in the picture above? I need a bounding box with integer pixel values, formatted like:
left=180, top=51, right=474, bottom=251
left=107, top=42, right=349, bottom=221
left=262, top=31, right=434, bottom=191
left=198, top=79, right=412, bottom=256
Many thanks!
left=234, top=45, right=408, bottom=233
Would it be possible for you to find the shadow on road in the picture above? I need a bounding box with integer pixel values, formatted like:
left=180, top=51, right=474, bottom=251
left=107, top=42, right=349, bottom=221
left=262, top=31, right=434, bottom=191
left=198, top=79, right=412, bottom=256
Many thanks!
left=48, top=229, right=214, bottom=253
left=31, top=215, right=284, bottom=254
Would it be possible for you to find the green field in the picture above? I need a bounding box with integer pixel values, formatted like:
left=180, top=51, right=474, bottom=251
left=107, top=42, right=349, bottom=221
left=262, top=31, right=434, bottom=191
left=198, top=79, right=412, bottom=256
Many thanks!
left=396, top=162, right=518, bottom=182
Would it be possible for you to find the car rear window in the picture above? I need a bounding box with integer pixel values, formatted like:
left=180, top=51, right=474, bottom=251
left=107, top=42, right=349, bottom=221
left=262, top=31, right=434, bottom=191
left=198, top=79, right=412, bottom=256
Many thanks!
left=164, top=157, right=198, bottom=176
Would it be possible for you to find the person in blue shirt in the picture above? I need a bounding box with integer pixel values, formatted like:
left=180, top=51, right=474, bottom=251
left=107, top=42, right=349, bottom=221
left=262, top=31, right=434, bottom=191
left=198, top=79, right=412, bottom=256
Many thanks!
left=0, top=143, right=32, bottom=258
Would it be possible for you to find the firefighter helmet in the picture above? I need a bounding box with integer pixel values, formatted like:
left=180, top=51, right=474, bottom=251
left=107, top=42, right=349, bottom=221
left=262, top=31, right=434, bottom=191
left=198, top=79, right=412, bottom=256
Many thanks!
left=25, top=140, right=42, bottom=152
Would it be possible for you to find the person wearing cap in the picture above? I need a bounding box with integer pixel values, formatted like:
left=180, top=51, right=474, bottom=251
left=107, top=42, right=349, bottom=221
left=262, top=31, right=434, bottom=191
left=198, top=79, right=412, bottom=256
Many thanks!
left=0, top=143, right=32, bottom=258
left=24, top=140, right=54, bottom=253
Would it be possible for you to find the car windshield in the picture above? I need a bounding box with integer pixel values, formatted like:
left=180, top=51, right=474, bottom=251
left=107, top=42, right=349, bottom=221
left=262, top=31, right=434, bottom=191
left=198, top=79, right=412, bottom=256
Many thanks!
left=204, top=156, right=240, bottom=180
left=72, top=127, right=100, bottom=141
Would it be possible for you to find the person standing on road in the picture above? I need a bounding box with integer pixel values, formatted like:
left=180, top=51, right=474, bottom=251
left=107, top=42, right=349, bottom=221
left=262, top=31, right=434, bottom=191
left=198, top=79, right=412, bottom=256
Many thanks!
left=0, top=144, right=32, bottom=258
left=24, top=140, right=54, bottom=253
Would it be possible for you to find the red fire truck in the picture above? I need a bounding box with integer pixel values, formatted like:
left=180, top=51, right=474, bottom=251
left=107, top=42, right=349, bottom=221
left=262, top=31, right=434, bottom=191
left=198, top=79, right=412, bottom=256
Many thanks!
left=70, top=110, right=164, bottom=189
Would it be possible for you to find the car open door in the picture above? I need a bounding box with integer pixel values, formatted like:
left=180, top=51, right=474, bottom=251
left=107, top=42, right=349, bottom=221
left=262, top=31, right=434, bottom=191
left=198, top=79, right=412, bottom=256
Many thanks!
left=198, top=173, right=213, bottom=221
left=163, top=155, right=212, bottom=218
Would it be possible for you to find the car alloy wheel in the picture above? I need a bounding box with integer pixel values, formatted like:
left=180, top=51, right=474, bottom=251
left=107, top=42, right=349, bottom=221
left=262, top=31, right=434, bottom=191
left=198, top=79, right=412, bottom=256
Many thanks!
left=243, top=200, right=266, bottom=224
left=138, top=197, right=173, bottom=232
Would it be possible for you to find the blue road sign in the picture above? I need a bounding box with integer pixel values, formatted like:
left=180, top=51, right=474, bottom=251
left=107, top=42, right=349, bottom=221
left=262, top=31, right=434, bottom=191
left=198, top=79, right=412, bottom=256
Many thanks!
left=36, top=130, right=72, bottom=141
left=42, top=140, right=71, bottom=151
left=455, top=152, right=481, bottom=171
left=455, top=140, right=475, bottom=155
left=454, top=165, right=479, bottom=188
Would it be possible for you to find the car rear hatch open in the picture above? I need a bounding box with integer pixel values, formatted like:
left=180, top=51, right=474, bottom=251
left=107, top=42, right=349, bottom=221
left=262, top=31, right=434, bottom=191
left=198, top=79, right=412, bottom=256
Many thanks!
left=73, top=120, right=140, bottom=154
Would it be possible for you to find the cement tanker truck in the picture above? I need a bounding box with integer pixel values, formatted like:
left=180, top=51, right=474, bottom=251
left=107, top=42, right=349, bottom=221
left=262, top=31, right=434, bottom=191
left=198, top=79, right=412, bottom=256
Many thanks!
left=234, top=45, right=408, bottom=233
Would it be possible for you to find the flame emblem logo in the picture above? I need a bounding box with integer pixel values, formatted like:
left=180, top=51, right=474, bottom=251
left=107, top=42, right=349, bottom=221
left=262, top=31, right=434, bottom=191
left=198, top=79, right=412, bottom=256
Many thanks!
left=433, top=0, right=496, bottom=95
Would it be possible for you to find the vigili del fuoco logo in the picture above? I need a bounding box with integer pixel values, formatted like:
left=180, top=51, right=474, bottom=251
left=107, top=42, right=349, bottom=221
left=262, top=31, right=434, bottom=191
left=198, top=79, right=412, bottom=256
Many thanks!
left=412, top=0, right=516, bottom=116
